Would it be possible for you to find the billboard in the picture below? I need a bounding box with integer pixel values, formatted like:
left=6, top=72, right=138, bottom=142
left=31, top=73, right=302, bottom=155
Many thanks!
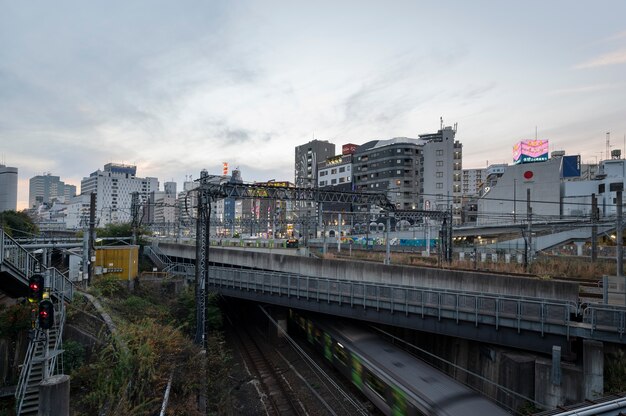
left=561, top=155, right=581, bottom=178
left=513, top=140, right=549, bottom=164
left=342, top=143, right=357, bottom=155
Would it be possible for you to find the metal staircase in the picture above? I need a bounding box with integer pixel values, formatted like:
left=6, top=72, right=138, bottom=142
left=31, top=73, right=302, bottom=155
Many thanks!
left=0, top=230, right=73, bottom=415
left=145, top=244, right=195, bottom=278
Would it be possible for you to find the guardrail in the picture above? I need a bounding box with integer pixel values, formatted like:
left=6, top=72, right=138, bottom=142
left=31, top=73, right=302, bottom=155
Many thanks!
left=0, top=229, right=73, bottom=302
left=207, top=265, right=625, bottom=343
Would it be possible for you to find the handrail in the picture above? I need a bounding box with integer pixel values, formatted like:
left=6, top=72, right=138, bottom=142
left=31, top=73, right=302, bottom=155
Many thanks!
left=14, top=332, right=37, bottom=415
left=0, top=229, right=74, bottom=302
left=206, top=265, right=625, bottom=342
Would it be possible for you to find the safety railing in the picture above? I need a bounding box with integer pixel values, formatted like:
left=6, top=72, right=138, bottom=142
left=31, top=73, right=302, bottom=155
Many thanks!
left=207, top=266, right=626, bottom=342
left=583, top=304, right=626, bottom=339
left=0, top=230, right=73, bottom=302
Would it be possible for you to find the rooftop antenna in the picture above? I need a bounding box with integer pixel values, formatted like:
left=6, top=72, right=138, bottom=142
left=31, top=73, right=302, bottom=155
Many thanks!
left=606, top=132, right=611, bottom=160
left=440, top=116, right=444, bottom=130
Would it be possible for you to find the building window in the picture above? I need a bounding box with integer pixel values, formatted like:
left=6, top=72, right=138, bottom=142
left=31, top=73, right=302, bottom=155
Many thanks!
left=436, top=149, right=443, bottom=156
left=436, top=172, right=443, bottom=178
left=397, top=159, right=401, bottom=164
left=331, top=179, right=337, bottom=185
left=331, top=168, right=337, bottom=174
left=347, top=166, right=351, bottom=171
left=436, top=194, right=444, bottom=200
left=436, top=161, right=444, bottom=167
left=339, top=167, right=345, bottom=173
left=339, top=177, right=345, bottom=183
left=436, top=183, right=443, bottom=189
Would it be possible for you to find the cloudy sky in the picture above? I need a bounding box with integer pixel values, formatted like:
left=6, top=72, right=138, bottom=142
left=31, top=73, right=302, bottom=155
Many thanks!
left=2, top=1, right=626, bottom=209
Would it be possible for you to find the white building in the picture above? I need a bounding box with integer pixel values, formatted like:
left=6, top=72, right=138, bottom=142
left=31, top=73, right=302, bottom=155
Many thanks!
left=419, top=126, right=463, bottom=223
left=81, top=163, right=158, bottom=226
left=0, top=164, right=18, bottom=212
left=462, top=168, right=486, bottom=197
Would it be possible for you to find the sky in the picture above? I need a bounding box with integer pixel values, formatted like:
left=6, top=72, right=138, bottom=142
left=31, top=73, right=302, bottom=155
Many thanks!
left=1, top=1, right=626, bottom=210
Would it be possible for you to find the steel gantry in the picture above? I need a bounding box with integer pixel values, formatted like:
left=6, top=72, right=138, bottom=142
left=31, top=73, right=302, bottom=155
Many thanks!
left=193, top=172, right=454, bottom=345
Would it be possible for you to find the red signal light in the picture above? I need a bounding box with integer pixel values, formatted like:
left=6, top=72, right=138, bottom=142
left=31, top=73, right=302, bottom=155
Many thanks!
left=28, top=275, right=44, bottom=303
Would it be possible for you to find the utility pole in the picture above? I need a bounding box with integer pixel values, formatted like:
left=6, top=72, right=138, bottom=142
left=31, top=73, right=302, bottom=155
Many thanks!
left=617, top=189, right=623, bottom=277
left=131, top=192, right=139, bottom=245
left=526, top=189, right=532, bottom=273
left=337, top=213, right=342, bottom=253
left=384, top=216, right=391, bottom=265
left=88, top=192, right=96, bottom=285
left=591, top=194, right=598, bottom=262
left=447, top=208, right=453, bottom=262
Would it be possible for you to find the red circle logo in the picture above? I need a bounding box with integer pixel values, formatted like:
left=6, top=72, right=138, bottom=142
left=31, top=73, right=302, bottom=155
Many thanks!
left=523, top=171, right=534, bottom=180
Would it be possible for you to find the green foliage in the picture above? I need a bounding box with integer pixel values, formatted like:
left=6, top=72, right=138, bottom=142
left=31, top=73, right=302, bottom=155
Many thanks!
left=0, top=210, right=38, bottom=238
left=73, top=318, right=203, bottom=415
left=0, top=302, right=32, bottom=338
left=96, top=222, right=133, bottom=239
left=605, top=348, right=626, bottom=394
left=93, top=275, right=126, bottom=298
left=63, top=340, right=86, bottom=375
left=172, top=286, right=197, bottom=336
left=114, top=295, right=170, bottom=324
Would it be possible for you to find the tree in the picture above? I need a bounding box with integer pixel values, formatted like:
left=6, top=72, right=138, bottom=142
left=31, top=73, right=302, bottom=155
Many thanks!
left=0, top=210, right=38, bottom=238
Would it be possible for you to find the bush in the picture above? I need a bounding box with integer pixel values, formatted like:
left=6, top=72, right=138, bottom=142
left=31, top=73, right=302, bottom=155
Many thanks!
left=63, top=340, right=86, bottom=375
left=93, top=275, right=126, bottom=298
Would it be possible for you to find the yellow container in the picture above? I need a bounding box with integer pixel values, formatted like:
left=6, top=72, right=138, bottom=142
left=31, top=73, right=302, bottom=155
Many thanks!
left=94, top=245, right=139, bottom=281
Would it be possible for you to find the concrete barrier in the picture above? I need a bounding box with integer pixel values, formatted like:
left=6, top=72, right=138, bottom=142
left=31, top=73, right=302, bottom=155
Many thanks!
left=160, top=243, right=579, bottom=301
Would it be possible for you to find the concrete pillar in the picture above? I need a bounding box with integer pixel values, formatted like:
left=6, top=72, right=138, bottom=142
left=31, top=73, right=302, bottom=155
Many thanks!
left=574, top=241, right=585, bottom=257
left=535, top=358, right=562, bottom=409
left=583, top=340, right=604, bottom=400
left=38, top=375, right=70, bottom=416
left=505, top=254, right=511, bottom=263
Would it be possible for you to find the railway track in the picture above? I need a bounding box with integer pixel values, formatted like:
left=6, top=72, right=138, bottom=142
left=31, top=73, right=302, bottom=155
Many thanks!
left=227, top=313, right=305, bottom=415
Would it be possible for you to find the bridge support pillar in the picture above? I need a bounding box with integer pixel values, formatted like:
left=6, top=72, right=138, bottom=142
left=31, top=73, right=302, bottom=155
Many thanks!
left=38, top=374, right=70, bottom=416
left=574, top=241, right=585, bottom=257
left=583, top=339, right=603, bottom=400
left=267, top=308, right=287, bottom=347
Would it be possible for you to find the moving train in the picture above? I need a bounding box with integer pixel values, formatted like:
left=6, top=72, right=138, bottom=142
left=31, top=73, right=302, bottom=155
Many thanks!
left=289, top=310, right=511, bottom=416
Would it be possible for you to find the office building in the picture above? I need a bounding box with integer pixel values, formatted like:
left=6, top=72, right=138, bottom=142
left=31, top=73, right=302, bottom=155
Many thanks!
left=294, top=139, right=336, bottom=238
left=81, top=163, right=158, bottom=226
left=0, top=164, right=18, bottom=212
left=29, top=173, right=77, bottom=208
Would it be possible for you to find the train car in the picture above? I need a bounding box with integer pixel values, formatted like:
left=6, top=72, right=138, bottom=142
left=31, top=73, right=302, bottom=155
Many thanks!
left=289, top=310, right=511, bottom=416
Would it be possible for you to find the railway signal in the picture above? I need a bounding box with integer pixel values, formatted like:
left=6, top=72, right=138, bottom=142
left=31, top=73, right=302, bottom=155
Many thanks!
left=28, top=274, right=44, bottom=303
left=38, top=300, right=54, bottom=330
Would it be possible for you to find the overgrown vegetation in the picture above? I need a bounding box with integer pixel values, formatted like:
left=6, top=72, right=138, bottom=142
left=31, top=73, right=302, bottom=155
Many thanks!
left=328, top=249, right=615, bottom=280
left=0, top=302, right=31, bottom=338
left=605, top=349, right=626, bottom=395
left=69, top=277, right=230, bottom=415
left=0, top=210, right=37, bottom=238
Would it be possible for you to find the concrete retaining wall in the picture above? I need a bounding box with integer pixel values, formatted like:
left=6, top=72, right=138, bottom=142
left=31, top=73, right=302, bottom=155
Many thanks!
left=160, top=243, right=580, bottom=301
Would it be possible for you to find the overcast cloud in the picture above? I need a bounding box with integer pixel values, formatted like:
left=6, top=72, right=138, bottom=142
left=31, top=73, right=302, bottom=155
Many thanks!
left=1, top=0, right=626, bottom=208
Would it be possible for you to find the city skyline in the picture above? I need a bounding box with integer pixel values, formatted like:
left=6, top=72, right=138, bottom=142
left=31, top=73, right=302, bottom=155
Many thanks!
left=2, top=1, right=626, bottom=209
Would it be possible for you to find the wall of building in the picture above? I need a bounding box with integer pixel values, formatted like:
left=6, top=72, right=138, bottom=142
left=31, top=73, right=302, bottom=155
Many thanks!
left=0, top=164, right=18, bottom=212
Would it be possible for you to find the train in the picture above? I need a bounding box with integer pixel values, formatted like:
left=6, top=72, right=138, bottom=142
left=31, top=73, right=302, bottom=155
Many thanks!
left=289, top=310, right=511, bottom=416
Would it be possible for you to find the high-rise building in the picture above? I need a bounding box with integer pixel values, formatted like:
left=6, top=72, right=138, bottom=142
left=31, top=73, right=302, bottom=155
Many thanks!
left=420, top=126, right=463, bottom=223
left=352, top=126, right=462, bottom=222
left=81, top=163, right=158, bottom=226
left=294, top=140, right=335, bottom=238
left=462, top=168, right=486, bottom=197
left=0, top=164, right=18, bottom=212
left=29, top=173, right=77, bottom=208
